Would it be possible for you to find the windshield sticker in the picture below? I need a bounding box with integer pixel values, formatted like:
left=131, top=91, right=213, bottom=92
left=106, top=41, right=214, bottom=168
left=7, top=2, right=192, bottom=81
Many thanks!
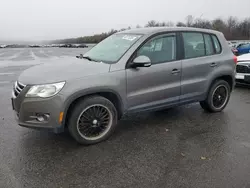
left=122, top=35, right=138, bottom=41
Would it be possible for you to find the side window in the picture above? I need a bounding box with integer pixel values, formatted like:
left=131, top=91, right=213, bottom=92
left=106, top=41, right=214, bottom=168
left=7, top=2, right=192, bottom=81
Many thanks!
left=211, top=35, right=221, bottom=54
left=204, top=34, right=214, bottom=55
left=182, top=32, right=205, bottom=59
left=238, top=43, right=250, bottom=49
left=236, top=43, right=245, bottom=49
left=137, top=34, right=176, bottom=64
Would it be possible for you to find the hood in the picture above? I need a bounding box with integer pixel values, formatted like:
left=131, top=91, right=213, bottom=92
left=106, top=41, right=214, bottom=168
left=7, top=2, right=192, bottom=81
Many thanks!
left=237, top=53, right=250, bottom=63
left=18, top=57, right=111, bottom=85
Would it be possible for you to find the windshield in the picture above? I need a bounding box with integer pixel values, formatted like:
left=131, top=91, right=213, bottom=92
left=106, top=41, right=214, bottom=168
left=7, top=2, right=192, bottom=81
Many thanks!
left=83, top=33, right=143, bottom=63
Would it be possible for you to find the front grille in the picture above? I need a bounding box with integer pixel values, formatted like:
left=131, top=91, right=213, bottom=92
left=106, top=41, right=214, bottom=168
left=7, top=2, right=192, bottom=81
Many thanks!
left=13, top=81, right=26, bottom=97
left=236, top=64, right=250, bottom=73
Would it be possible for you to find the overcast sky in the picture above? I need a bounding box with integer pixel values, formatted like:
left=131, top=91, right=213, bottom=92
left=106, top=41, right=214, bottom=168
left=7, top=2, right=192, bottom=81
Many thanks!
left=0, top=0, right=250, bottom=41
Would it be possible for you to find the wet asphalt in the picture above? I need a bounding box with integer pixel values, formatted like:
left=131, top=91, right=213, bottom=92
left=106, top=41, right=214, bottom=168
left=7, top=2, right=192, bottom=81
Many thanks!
left=0, top=48, right=250, bottom=188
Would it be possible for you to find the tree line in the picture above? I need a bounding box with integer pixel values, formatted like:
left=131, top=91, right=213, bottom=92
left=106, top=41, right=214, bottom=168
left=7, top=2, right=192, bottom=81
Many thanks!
left=51, top=15, right=250, bottom=44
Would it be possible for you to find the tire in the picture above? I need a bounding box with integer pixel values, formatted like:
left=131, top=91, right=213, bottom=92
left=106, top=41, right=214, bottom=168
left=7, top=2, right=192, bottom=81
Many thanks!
left=200, top=80, right=231, bottom=113
left=68, top=96, right=118, bottom=145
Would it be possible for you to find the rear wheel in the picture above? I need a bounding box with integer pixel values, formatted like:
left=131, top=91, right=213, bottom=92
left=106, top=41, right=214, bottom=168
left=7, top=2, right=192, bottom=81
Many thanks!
left=68, top=96, right=118, bottom=145
left=200, top=80, right=231, bottom=113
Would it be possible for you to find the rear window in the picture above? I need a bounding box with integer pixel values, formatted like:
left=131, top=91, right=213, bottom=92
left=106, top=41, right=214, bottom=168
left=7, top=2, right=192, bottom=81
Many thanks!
left=211, top=35, right=222, bottom=54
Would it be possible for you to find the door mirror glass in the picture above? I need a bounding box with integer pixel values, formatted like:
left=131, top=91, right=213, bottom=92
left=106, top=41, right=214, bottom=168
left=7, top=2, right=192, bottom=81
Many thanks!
left=131, top=55, right=151, bottom=68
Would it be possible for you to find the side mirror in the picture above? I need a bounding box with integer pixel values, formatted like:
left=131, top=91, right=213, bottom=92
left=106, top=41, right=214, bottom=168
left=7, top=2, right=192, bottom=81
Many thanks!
left=131, top=55, right=151, bottom=68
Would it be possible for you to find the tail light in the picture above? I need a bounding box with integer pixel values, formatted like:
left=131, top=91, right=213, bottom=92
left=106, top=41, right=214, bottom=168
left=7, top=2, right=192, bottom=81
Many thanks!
left=233, top=55, right=237, bottom=64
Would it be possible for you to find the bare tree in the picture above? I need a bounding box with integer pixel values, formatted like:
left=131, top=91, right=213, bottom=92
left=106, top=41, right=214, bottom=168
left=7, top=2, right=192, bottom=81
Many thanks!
left=176, top=22, right=186, bottom=27
left=186, top=15, right=194, bottom=27
left=165, top=21, right=175, bottom=27
left=192, top=18, right=212, bottom=29
left=54, top=15, right=250, bottom=44
left=226, top=16, right=238, bottom=39
left=212, top=18, right=227, bottom=31
left=145, top=20, right=158, bottom=27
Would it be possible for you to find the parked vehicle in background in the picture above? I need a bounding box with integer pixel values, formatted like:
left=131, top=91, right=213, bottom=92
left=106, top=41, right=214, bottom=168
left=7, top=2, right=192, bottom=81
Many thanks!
left=76, top=44, right=88, bottom=48
left=228, top=41, right=235, bottom=47
left=59, top=44, right=73, bottom=48
left=235, top=43, right=250, bottom=56
left=11, top=27, right=236, bottom=145
left=0, top=44, right=7, bottom=48
left=59, top=43, right=88, bottom=48
left=231, top=47, right=238, bottom=55
left=29, top=44, right=41, bottom=48
left=235, top=53, right=250, bottom=85
left=230, top=41, right=238, bottom=46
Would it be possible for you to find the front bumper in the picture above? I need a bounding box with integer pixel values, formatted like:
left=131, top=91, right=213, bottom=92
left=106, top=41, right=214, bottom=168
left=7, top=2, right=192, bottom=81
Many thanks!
left=11, top=89, right=65, bottom=133
left=235, top=73, right=250, bottom=85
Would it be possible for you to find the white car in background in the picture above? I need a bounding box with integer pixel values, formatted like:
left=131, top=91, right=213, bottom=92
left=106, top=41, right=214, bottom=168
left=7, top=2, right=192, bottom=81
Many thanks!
left=236, top=53, right=250, bottom=85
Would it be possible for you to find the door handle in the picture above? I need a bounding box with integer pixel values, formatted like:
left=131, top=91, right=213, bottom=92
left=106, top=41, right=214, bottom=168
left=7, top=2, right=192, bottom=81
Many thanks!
left=172, top=69, right=180, bottom=74
left=210, top=62, right=217, bottom=67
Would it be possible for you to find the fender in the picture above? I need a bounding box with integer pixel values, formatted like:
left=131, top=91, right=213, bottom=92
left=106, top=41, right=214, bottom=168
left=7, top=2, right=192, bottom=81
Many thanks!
left=205, top=67, right=234, bottom=95
left=61, top=87, right=125, bottom=126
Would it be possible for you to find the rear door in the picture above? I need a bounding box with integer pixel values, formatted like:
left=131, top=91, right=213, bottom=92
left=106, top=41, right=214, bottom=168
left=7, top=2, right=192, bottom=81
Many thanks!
left=126, top=33, right=182, bottom=112
left=180, top=32, right=221, bottom=103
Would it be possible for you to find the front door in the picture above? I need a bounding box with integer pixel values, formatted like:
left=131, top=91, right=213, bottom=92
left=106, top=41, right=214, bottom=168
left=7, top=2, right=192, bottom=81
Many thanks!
left=126, top=33, right=182, bottom=112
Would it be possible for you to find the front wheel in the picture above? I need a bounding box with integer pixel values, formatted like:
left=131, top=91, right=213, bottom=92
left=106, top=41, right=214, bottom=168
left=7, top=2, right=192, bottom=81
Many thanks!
left=200, top=80, right=231, bottom=113
left=68, top=96, right=118, bottom=145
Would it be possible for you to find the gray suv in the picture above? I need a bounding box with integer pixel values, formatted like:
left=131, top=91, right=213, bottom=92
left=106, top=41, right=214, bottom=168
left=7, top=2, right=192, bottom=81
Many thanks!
left=11, top=27, right=237, bottom=145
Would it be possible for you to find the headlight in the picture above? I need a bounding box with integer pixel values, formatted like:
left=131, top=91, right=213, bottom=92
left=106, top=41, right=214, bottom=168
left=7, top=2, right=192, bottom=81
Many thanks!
left=25, top=81, right=65, bottom=98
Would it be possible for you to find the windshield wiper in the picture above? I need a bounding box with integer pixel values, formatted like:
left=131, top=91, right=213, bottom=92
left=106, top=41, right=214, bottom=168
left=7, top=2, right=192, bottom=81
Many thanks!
left=76, top=54, right=98, bottom=62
